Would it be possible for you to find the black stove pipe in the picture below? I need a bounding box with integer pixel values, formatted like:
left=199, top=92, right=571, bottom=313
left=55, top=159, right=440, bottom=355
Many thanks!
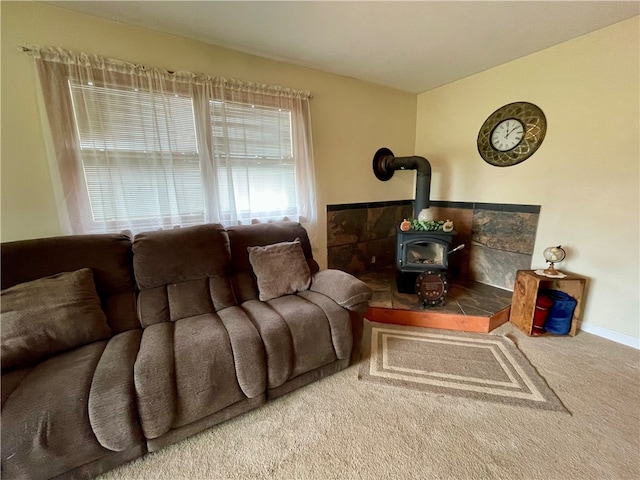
left=372, top=147, right=431, bottom=217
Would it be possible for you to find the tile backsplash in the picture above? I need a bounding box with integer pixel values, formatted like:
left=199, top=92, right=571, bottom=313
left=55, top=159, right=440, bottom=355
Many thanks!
left=327, top=201, right=413, bottom=275
left=327, top=200, right=540, bottom=290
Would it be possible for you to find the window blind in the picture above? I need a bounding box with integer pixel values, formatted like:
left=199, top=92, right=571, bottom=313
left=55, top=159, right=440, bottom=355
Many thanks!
left=211, top=100, right=297, bottom=223
left=69, top=81, right=205, bottom=225
left=70, top=83, right=198, bottom=153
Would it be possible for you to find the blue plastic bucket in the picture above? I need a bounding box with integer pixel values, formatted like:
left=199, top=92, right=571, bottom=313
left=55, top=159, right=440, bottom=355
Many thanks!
left=540, top=289, right=577, bottom=335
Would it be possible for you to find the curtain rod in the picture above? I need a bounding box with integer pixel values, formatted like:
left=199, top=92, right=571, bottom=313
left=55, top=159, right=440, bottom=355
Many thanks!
left=17, top=44, right=313, bottom=99
left=18, top=45, right=36, bottom=54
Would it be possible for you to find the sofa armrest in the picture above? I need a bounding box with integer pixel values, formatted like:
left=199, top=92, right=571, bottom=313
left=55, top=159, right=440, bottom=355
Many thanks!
left=310, top=269, right=372, bottom=312
left=89, top=329, right=143, bottom=451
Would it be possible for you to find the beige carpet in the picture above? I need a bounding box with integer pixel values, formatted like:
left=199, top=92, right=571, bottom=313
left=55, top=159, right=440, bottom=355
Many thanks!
left=99, top=321, right=640, bottom=480
left=359, top=322, right=568, bottom=413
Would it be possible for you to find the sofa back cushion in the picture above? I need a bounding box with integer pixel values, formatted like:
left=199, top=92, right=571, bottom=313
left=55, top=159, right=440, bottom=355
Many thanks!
left=133, top=224, right=236, bottom=327
left=1, top=234, right=137, bottom=333
left=227, top=222, right=319, bottom=303
left=1, top=268, right=112, bottom=370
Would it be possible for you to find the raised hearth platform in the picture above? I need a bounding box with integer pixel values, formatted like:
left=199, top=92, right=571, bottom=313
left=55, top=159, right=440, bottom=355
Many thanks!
left=357, top=267, right=513, bottom=333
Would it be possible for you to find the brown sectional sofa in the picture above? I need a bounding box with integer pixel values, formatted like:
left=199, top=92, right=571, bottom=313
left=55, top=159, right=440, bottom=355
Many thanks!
left=1, top=222, right=371, bottom=479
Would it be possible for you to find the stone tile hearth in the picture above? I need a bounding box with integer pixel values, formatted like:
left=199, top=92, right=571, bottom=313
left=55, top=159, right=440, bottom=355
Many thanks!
left=357, top=267, right=514, bottom=333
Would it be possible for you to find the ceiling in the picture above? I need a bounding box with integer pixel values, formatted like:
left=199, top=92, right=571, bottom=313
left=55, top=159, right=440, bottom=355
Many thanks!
left=48, top=1, right=639, bottom=93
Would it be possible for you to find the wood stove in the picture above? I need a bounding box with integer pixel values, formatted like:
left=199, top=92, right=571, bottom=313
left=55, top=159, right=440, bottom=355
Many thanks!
left=395, top=227, right=456, bottom=293
left=372, top=147, right=463, bottom=306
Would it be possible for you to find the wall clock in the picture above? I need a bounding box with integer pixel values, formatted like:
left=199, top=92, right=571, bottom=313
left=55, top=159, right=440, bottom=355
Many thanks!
left=477, top=102, right=547, bottom=167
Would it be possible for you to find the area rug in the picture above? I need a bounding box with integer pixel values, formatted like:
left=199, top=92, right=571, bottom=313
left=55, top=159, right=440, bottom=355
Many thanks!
left=358, top=321, right=569, bottom=413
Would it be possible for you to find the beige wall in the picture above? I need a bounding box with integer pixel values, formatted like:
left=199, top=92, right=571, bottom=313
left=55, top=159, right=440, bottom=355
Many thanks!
left=0, top=1, right=417, bottom=268
left=416, top=17, right=639, bottom=342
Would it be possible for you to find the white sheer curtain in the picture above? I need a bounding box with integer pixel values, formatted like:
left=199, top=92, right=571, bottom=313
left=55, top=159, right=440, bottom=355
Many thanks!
left=31, top=46, right=317, bottom=239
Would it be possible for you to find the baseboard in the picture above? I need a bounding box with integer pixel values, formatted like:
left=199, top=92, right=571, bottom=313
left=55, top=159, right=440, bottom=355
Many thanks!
left=579, top=322, right=640, bottom=350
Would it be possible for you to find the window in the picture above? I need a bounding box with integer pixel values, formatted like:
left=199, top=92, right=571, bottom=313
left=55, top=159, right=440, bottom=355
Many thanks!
left=211, top=100, right=298, bottom=224
left=69, top=81, right=205, bottom=230
left=32, top=46, right=316, bottom=237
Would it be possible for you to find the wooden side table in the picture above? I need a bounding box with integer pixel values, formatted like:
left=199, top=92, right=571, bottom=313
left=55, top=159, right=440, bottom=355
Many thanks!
left=510, top=270, right=586, bottom=336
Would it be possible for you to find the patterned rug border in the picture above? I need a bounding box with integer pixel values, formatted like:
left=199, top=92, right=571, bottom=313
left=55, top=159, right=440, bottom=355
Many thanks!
left=358, top=321, right=570, bottom=414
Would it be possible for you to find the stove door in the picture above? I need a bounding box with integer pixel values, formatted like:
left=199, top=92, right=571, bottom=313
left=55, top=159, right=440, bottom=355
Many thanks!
left=400, top=239, right=448, bottom=271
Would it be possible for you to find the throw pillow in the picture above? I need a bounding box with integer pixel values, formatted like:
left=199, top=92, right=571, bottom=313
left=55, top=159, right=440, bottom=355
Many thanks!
left=1, top=268, right=112, bottom=370
left=248, top=238, right=311, bottom=302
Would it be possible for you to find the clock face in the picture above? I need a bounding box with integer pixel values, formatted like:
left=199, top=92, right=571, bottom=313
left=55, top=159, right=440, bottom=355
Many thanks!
left=477, top=102, right=547, bottom=167
left=491, top=118, right=524, bottom=152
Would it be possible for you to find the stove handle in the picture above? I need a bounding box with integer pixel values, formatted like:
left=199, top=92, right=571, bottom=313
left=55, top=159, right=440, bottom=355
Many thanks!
left=447, top=244, right=465, bottom=254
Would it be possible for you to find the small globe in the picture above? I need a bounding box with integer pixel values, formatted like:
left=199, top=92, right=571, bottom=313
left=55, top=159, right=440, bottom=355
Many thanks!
left=543, top=245, right=566, bottom=263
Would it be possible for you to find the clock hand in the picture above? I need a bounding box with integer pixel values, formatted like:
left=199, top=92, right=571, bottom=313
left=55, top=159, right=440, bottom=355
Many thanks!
left=506, top=124, right=523, bottom=139
left=505, top=121, right=516, bottom=137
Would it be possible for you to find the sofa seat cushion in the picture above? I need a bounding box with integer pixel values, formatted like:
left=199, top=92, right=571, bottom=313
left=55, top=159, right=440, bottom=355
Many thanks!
left=242, top=294, right=344, bottom=389
left=134, top=312, right=266, bottom=438
left=1, top=341, right=113, bottom=480
left=134, top=322, right=176, bottom=440
left=1, top=268, right=112, bottom=371
left=237, top=300, right=294, bottom=389
left=88, top=330, right=144, bottom=452
left=296, top=290, right=353, bottom=361
left=1, top=366, right=33, bottom=408
left=173, top=313, right=259, bottom=428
